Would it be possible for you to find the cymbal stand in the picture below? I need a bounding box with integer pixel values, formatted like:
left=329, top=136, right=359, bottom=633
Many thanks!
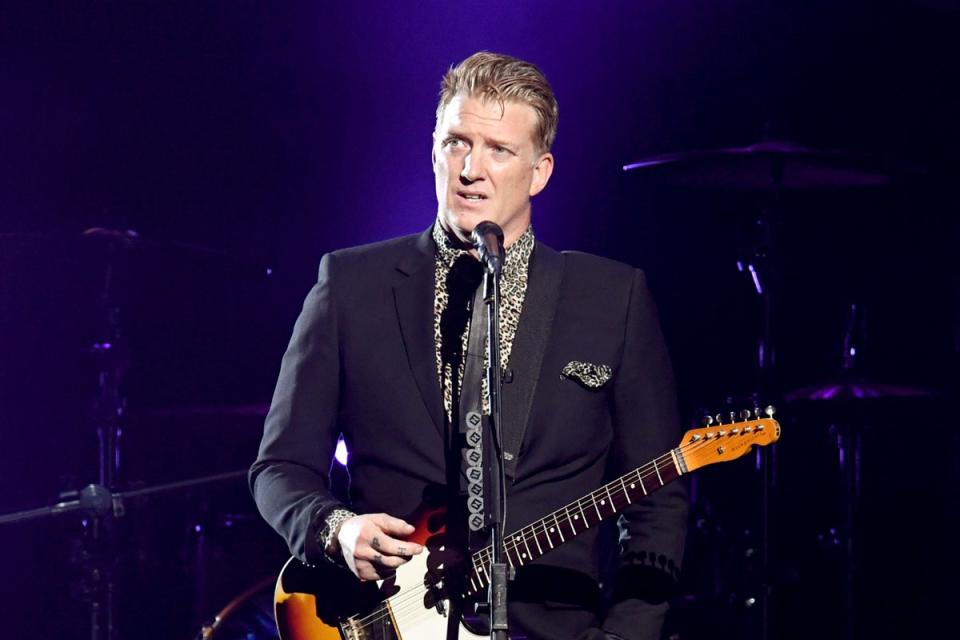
left=0, top=471, right=250, bottom=637
left=736, top=161, right=786, bottom=640
left=86, top=239, right=128, bottom=639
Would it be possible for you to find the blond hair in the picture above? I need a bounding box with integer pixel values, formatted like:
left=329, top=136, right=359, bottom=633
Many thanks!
left=436, top=51, right=559, bottom=154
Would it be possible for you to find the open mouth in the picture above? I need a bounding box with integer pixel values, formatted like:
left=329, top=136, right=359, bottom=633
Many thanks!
left=457, top=191, right=487, bottom=202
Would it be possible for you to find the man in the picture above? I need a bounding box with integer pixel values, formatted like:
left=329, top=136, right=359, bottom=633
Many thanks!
left=250, top=51, right=687, bottom=640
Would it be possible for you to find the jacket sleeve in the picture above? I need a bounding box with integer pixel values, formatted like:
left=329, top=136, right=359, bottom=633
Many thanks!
left=249, top=253, right=346, bottom=566
left=602, top=269, right=688, bottom=640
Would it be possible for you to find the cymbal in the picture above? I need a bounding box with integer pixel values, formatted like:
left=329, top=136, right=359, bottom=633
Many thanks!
left=784, top=378, right=934, bottom=402
left=623, top=140, right=892, bottom=190
left=0, top=228, right=227, bottom=258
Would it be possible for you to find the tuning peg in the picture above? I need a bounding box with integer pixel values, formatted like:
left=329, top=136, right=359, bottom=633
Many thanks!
left=740, top=409, right=751, bottom=420
left=729, top=411, right=737, bottom=423
left=765, top=405, right=776, bottom=417
left=714, top=413, right=723, bottom=425
left=703, top=415, right=714, bottom=426
left=753, top=407, right=762, bottom=418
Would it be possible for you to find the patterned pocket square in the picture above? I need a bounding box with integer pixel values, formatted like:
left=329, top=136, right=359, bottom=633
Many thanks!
left=561, top=361, right=613, bottom=389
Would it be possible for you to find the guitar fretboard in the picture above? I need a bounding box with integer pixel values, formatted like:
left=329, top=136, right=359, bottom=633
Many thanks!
left=466, top=448, right=685, bottom=595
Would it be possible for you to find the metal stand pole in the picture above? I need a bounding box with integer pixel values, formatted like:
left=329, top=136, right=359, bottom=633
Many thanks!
left=482, top=261, right=510, bottom=640
left=740, top=165, right=783, bottom=640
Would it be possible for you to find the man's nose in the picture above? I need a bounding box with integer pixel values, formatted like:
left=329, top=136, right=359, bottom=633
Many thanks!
left=460, top=151, right=484, bottom=183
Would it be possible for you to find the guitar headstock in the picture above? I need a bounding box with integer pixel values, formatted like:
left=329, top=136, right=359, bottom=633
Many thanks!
left=678, top=406, right=781, bottom=473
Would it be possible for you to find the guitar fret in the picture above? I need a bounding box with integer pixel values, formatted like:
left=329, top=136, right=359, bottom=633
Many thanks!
left=593, top=495, right=602, bottom=520
left=577, top=500, right=588, bottom=527
left=543, top=524, right=555, bottom=549
left=504, top=545, right=516, bottom=568
left=519, top=533, right=532, bottom=561
left=637, top=471, right=647, bottom=495
left=473, top=558, right=484, bottom=589
left=620, top=476, right=631, bottom=504
left=553, top=513, right=565, bottom=543
left=504, top=535, right=524, bottom=566
left=652, top=458, right=663, bottom=485
left=506, top=538, right=518, bottom=565
left=604, top=484, right=616, bottom=513
left=532, top=529, right=543, bottom=555
left=566, top=507, right=578, bottom=535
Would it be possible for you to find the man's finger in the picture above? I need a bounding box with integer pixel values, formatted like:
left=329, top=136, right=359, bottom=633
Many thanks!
left=368, top=550, right=408, bottom=569
left=354, top=560, right=394, bottom=582
left=366, top=531, right=423, bottom=557
left=369, top=513, right=416, bottom=536
left=360, top=536, right=418, bottom=562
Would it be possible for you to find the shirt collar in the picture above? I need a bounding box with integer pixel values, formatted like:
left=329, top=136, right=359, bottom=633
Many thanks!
left=431, top=221, right=536, bottom=275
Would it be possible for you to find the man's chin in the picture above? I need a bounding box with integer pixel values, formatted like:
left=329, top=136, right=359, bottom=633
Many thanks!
left=437, top=213, right=477, bottom=247
left=441, top=211, right=487, bottom=243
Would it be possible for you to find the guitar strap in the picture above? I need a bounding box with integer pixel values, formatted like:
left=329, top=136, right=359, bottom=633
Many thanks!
left=457, top=245, right=565, bottom=551
left=459, top=284, right=491, bottom=552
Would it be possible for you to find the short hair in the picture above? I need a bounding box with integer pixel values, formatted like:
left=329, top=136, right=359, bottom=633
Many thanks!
left=436, top=51, right=559, bottom=154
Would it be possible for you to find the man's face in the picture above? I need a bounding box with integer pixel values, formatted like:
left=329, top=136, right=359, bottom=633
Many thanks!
left=433, top=93, right=553, bottom=247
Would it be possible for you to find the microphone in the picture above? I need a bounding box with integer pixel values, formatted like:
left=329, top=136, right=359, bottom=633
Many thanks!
left=471, top=221, right=505, bottom=275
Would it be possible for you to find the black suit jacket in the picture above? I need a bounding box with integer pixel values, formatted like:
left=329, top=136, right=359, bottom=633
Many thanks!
left=250, top=227, right=687, bottom=639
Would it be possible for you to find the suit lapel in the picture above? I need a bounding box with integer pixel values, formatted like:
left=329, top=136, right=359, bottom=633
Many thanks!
left=393, top=227, right=445, bottom=435
left=501, top=242, right=564, bottom=479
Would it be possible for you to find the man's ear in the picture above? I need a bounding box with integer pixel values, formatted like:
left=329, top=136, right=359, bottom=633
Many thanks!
left=529, top=152, right=554, bottom=197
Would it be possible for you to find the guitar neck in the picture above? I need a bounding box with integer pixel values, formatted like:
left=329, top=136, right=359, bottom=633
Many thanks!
left=466, top=448, right=686, bottom=594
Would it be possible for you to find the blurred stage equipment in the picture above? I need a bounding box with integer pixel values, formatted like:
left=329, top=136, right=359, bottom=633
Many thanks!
left=622, top=141, right=891, bottom=190
left=0, top=228, right=274, bottom=640
left=625, top=140, right=894, bottom=640
left=783, top=303, right=935, bottom=640
left=196, top=576, right=278, bottom=640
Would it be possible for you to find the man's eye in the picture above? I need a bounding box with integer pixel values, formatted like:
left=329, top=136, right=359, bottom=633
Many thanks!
left=445, top=138, right=463, bottom=148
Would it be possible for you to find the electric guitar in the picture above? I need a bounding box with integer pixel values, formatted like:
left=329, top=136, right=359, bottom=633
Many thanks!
left=274, top=411, right=781, bottom=640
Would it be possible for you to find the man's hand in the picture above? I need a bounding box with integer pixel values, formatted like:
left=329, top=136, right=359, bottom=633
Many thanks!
left=335, top=513, right=424, bottom=581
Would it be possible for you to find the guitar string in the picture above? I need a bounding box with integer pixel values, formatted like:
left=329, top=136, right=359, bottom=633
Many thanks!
left=351, top=427, right=764, bottom=631
left=350, top=429, right=756, bottom=631
left=469, top=422, right=761, bottom=571
left=348, top=446, right=693, bottom=632
left=351, top=431, right=747, bottom=631
left=349, top=425, right=770, bottom=631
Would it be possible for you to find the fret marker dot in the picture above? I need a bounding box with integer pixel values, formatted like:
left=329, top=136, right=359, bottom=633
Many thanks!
left=549, top=527, right=555, bottom=532
left=600, top=500, right=606, bottom=505
left=574, top=515, right=579, bottom=520
left=630, top=484, right=635, bottom=489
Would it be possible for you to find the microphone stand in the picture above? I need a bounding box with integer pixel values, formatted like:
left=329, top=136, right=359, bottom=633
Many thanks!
left=481, top=256, right=510, bottom=640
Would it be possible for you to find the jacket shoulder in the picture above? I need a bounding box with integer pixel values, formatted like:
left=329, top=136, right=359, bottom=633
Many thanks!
left=328, top=232, right=425, bottom=268
left=560, top=250, right=638, bottom=280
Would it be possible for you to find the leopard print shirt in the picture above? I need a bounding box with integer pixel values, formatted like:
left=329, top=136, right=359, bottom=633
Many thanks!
left=432, top=222, right=534, bottom=420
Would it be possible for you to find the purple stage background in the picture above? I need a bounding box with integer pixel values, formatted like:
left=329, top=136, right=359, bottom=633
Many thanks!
left=2, top=2, right=958, bottom=639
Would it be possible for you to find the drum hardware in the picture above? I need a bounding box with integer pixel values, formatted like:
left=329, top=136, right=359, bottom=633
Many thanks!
left=0, top=471, right=249, bottom=525
left=1, top=227, right=273, bottom=640
left=0, top=471, right=251, bottom=638
left=782, top=302, right=937, bottom=640
left=625, top=140, right=895, bottom=640
left=622, top=140, right=893, bottom=190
